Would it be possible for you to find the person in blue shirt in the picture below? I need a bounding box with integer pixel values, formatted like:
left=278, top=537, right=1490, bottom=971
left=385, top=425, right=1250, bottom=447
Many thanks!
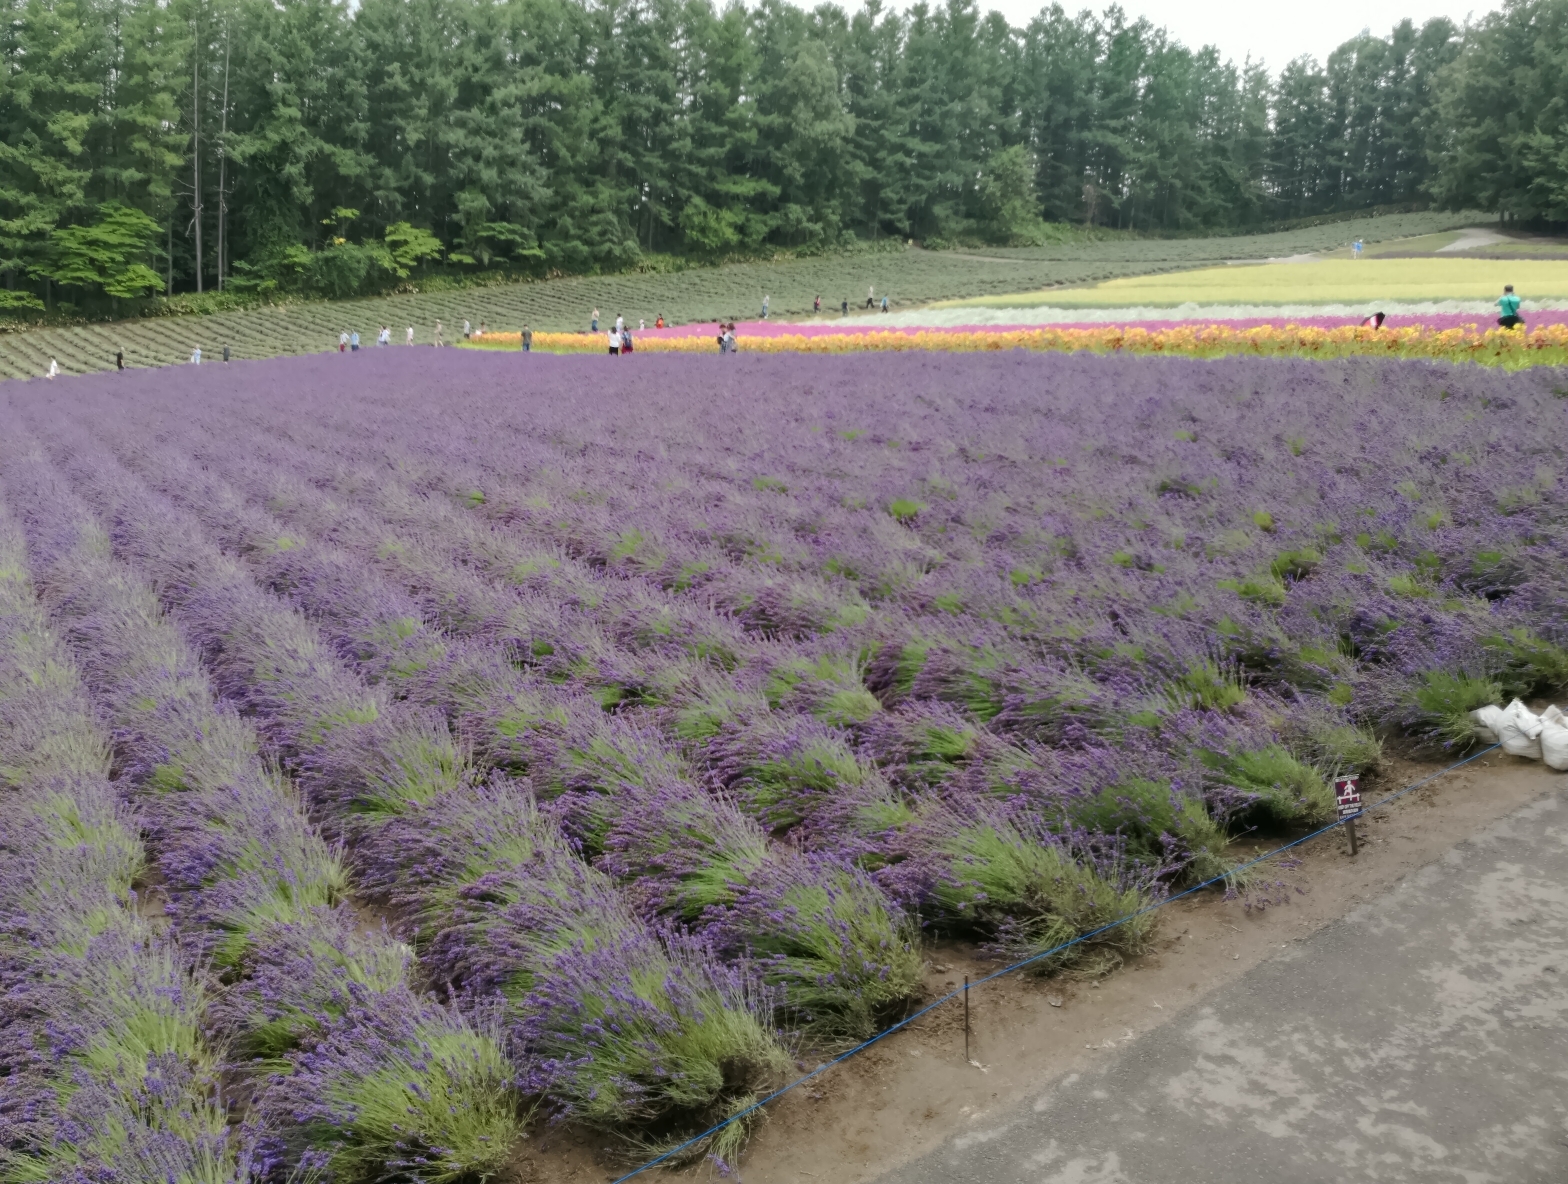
left=1497, top=285, right=1523, bottom=329
left=349, top=330, right=360, bottom=351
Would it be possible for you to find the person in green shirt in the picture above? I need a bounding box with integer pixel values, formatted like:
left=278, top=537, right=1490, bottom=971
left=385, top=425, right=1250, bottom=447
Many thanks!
left=1497, top=285, right=1524, bottom=329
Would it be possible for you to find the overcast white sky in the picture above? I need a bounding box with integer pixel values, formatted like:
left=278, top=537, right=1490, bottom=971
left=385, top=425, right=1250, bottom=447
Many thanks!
left=907, top=0, right=1501, bottom=75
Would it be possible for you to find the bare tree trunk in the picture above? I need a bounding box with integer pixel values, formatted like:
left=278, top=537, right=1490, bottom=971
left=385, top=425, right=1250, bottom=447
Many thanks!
left=216, top=22, right=230, bottom=291
left=192, top=18, right=203, bottom=294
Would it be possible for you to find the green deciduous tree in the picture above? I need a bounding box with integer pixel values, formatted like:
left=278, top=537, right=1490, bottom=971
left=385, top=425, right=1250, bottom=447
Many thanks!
left=40, top=200, right=162, bottom=298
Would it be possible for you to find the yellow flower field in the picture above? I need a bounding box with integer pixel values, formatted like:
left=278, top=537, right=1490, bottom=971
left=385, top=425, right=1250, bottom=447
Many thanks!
left=942, top=258, right=1568, bottom=309
left=462, top=322, right=1568, bottom=366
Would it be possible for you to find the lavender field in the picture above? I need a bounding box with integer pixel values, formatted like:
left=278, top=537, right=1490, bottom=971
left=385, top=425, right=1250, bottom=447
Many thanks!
left=2, top=348, right=1565, bottom=1180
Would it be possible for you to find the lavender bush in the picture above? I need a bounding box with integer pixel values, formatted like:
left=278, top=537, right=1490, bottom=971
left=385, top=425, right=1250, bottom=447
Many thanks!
left=0, top=448, right=525, bottom=1182
left=6, top=346, right=1568, bottom=1164
left=102, top=433, right=923, bottom=1037
left=8, top=420, right=790, bottom=1138
left=0, top=503, right=249, bottom=1183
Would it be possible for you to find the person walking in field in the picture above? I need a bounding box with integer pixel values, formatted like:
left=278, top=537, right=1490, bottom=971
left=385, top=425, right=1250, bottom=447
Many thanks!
left=479, top=320, right=487, bottom=338
left=655, top=314, right=664, bottom=328
left=47, top=357, right=59, bottom=379
left=434, top=320, right=444, bottom=346
left=841, top=297, right=848, bottom=316
left=190, top=346, right=201, bottom=364
left=339, top=331, right=348, bottom=353
left=350, top=330, right=360, bottom=352
left=592, top=308, right=600, bottom=332
left=521, top=325, right=533, bottom=352
left=608, top=327, right=620, bottom=356
left=1497, top=284, right=1524, bottom=329
left=463, top=319, right=472, bottom=340
left=814, top=295, right=821, bottom=314
left=614, top=313, right=624, bottom=335
left=406, top=326, right=415, bottom=345
left=621, top=326, right=633, bottom=354
left=1352, top=238, right=1364, bottom=259
left=880, top=295, right=889, bottom=313
left=761, top=294, right=769, bottom=319
left=115, top=349, right=124, bottom=370
left=223, top=344, right=232, bottom=362
left=865, top=285, right=875, bottom=309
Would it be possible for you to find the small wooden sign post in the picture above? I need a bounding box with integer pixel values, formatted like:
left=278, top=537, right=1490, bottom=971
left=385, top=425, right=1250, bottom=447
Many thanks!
left=1334, top=774, right=1363, bottom=855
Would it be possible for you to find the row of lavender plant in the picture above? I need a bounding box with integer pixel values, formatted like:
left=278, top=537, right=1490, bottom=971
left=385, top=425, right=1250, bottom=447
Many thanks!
left=0, top=497, right=251, bottom=1183
left=13, top=405, right=793, bottom=1150
left=106, top=419, right=1157, bottom=1006
left=166, top=393, right=1255, bottom=875
left=0, top=438, right=522, bottom=1181
left=85, top=414, right=1162, bottom=975
left=202, top=355, right=1568, bottom=768
left=224, top=353, right=1567, bottom=745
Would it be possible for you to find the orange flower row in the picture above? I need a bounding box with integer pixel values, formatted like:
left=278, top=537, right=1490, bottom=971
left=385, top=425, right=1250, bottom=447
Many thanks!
left=462, top=322, right=1568, bottom=366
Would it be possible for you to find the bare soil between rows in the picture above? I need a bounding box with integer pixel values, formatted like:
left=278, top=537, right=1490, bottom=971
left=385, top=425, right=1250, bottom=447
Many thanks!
left=506, top=750, right=1562, bottom=1183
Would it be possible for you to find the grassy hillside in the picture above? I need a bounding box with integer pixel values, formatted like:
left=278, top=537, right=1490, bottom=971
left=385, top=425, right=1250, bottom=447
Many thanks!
left=0, top=210, right=1483, bottom=379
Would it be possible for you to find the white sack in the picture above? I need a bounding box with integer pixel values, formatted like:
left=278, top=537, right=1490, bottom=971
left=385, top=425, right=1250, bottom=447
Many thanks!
left=1497, top=698, right=1543, bottom=760
left=1469, top=703, right=1506, bottom=745
left=1540, top=716, right=1568, bottom=771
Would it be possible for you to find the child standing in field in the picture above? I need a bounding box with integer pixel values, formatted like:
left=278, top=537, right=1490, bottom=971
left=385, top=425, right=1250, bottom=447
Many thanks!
left=1497, top=285, right=1524, bottom=329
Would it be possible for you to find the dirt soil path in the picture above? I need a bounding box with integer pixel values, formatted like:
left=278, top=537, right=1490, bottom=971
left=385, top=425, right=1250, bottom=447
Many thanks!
left=508, top=753, right=1562, bottom=1183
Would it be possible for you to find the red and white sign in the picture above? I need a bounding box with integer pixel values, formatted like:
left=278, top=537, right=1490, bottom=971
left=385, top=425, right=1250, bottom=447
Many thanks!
left=1334, top=775, right=1362, bottom=820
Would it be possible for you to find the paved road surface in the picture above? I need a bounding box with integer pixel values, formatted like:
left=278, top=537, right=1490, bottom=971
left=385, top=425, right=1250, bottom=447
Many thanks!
left=877, top=788, right=1568, bottom=1183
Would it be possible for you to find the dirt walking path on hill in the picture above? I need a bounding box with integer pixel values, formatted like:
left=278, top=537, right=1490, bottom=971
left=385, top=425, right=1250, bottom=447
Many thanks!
left=511, top=755, right=1564, bottom=1183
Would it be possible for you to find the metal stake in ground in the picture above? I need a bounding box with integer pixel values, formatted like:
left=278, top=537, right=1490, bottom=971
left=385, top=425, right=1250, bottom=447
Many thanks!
left=1335, top=774, right=1363, bottom=855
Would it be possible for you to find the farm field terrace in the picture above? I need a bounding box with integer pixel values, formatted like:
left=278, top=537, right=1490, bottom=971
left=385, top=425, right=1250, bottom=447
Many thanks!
left=0, top=209, right=1483, bottom=380
left=942, top=257, right=1568, bottom=309
left=2, top=347, right=1566, bottom=1180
